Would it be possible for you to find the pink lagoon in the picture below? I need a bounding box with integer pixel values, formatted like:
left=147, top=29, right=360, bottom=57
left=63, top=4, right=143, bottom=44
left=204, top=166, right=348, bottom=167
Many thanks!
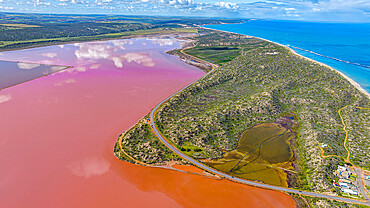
left=0, top=37, right=296, bottom=207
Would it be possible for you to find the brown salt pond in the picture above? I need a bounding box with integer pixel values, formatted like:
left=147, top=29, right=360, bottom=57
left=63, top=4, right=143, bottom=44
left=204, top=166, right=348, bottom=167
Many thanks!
left=0, top=38, right=296, bottom=207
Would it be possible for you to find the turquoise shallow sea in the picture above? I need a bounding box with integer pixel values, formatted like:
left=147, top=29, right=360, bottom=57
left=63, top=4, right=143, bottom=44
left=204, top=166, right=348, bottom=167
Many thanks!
left=204, top=20, right=370, bottom=93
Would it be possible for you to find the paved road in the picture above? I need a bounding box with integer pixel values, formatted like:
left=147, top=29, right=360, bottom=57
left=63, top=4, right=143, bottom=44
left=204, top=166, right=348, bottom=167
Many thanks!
left=355, top=167, right=370, bottom=203
left=149, top=64, right=370, bottom=206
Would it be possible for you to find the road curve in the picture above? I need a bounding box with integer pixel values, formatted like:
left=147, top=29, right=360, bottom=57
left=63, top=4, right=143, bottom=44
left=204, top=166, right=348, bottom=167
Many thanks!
left=149, top=63, right=370, bottom=206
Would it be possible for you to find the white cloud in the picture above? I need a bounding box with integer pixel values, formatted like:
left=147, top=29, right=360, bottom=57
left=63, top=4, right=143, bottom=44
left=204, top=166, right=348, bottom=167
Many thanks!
left=215, top=2, right=237, bottom=9
left=2, top=0, right=369, bottom=23
left=0, top=6, right=14, bottom=10
left=168, top=0, right=194, bottom=5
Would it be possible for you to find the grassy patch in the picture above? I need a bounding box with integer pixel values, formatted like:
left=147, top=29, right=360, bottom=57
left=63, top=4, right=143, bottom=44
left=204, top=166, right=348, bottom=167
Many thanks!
left=185, top=45, right=241, bottom=65
left=177, top=142, right=204, bottom=156
left=0, top=23, right=41, bottom=28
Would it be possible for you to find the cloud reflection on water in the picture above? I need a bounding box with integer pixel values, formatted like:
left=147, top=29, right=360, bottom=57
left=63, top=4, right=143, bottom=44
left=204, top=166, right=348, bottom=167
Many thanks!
left=66, top=157, right=110, bottom=178
left=73, top=41, right=156, bottom=68
left=121, top=53, right=155, bottom=67
left=150, top=38, right=177, bottom=46
left=17, top=62, right=41, bottom=70
left=89, top=64, right=101, bottom=69
left=64, top=66, right=87, bottom=73
left=50, top=66, right=68, bottom=72
left=42, top=53, right=58, bottom=58
left=0, top=94, right=11, bottom=104
left=54, top=78, right=77, bottom=87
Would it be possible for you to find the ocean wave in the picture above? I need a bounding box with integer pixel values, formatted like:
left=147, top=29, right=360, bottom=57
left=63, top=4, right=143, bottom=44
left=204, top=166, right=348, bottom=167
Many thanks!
left=291, top=46, right=370, bottom=69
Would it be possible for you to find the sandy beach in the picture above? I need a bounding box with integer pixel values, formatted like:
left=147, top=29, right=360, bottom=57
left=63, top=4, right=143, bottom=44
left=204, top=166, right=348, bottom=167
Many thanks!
left=201, top=26, right=370, bottom=99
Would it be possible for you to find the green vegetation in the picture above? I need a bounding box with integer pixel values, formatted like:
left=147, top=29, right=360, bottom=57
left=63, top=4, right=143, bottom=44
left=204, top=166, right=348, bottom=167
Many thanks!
left=117, top=30, right=370, bottom=205
left=2, top=12, right=366, bottom=207
left=0, top=27, right=197, bottom=51
left=178, top=142, right=204, bottom=155
left=184, top=45, right=241, bottom=65
left=182, top=31, right=260, bottom=65
left=0, top=13, right=241, bottom=51
left=114, top=117, right=180, bottom=165
left=290, top=193, right=363, bottom=208
left=0, top=23, right=40, bottom=28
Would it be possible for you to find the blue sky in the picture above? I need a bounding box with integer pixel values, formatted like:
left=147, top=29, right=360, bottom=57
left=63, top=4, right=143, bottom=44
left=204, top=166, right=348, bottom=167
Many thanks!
left=0, top=0, right=369, bottom=22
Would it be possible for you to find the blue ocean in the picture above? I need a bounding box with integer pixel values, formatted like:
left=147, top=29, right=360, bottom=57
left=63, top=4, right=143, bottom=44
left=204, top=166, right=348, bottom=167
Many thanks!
left=204, top=20, right=370, bottom=93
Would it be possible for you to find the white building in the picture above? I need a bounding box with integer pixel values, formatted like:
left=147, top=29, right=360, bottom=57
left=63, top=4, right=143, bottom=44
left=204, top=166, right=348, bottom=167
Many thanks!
left=341, top=188, right=358, bottom=195
left=321, top=143, right=328, bottom=148
left=339, top=182, right=349, bottom=188
left=338, top=165, right=348, bottom=172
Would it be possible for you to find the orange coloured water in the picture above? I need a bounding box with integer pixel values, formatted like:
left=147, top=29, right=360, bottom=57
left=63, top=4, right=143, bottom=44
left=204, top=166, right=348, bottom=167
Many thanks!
left=172, top=164, right=206, bottom=175
left=0, top=38, right=296, bottom=207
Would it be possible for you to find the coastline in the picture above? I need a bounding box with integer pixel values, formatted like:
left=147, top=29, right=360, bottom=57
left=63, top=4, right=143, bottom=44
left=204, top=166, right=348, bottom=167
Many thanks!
left=111, top=28, right=370, bottom=206
left=0, top=31, right=196, bottom=53
left=201, top=26, right=370, bottom=99
left=3, top=24, right=367, bottom=98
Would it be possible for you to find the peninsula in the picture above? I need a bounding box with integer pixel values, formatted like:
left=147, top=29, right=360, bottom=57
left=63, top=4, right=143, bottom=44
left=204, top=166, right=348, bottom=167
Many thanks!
left=1, top=13, right=368, bottom=207
left=114, top=29, right=370, bottom=207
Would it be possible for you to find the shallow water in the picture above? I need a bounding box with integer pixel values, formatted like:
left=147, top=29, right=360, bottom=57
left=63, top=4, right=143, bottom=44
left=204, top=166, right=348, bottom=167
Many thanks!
left=0, top=38, right=296, bottom=207
left=239, top=123, right=293, bottom=164
left=205, top=123, right=295, bottom=187
left=0, top=60, right=67, bottom=89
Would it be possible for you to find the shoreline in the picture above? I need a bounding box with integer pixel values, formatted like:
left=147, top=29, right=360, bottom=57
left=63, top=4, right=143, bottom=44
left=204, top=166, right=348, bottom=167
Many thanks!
left=0, top=31, right=196, bottom=53
left=3, top=24, right=367, bottom=99
left=0, top=58, right=72, bottom=68
left=201, top=26, right=370, bottom=99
